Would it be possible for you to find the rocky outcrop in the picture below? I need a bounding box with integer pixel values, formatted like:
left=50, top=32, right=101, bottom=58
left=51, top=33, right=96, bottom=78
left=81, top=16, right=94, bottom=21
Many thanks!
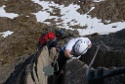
left=63, top=59, right=88, bottom=84
left=4, top=46, right=58, bottom=84
left=0, top=54, right=30, bottom=84
left=84, top=29, right=125, bottom=68
left=3, top=29, right=125, bottom=84
left=61, top=29, right=125, bottom=84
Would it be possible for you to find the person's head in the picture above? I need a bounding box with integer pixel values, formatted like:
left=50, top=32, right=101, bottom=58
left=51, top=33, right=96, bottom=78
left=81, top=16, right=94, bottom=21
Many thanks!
left=74, top=39, right=89, bottom=56
left=56, top=29, right=65, bottom=39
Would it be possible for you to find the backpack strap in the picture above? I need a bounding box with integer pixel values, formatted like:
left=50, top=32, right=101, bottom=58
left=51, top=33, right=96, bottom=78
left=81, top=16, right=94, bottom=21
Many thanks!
left=71, top=39, right=81, bottom=56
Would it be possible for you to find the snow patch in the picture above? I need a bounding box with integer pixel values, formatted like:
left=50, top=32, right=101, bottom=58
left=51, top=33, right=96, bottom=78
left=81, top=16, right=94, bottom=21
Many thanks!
left=0, top=31, right=14, bottom=38
left=32, top=0, right=125, bottom=36
left=0, top=5, right=18, bottom=19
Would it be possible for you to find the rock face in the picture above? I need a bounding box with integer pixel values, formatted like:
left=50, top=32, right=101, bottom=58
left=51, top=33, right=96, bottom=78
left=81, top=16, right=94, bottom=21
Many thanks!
left=63, top=59, right=88, bottom=84
left=88, top=29, right=125, bottom=68
left=4, top=46, right=58, bottom=84
left=61, top=29, right=125, bottom=84
left=2, top=29, right=125, bottom=84
left=0, top=54, right=31, bottom=84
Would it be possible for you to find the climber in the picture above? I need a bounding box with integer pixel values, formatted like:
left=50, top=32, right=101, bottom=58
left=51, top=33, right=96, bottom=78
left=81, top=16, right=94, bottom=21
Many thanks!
left=37, top=29, right=65, bottom=51
left=64, top=37, right=92, bottom=58
left=55, top=37, right=92, bottom=74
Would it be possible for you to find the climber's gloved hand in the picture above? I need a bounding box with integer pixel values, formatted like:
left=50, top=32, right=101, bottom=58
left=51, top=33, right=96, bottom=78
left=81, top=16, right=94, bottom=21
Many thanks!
left=70, top=55, right=81, bottom=59
left=76, top=55, right=81, bottom=59
left=71, top=56, right=77, bottom=59
left=69, top=55, right=75, bottom=59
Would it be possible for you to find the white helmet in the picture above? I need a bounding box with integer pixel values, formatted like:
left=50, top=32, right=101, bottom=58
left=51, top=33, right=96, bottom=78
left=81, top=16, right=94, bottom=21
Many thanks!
left=74, top=39, right=89, bottom=55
